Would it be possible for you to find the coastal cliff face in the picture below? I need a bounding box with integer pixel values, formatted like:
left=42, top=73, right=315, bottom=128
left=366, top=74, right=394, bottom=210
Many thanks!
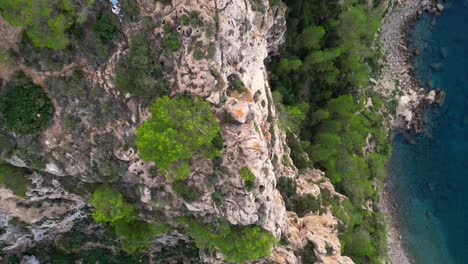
left=0, top=0, right=352, bottom=263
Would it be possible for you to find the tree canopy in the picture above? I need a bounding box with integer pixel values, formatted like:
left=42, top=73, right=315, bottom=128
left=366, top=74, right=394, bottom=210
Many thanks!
left=90, top=186, right=136, bottom=224
left=0, top=0, right=96, bottom=50
left=0, top=72, right=54, bottom=134
left=90, top=186, right=168, bottom=254
left=136, top=96, right=222, bottom=180
left=180, top=218, right=278, bottom=262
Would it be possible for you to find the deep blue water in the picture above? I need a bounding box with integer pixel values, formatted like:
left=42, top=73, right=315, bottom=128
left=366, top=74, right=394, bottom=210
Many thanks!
left=389, top=0, right=468, bottom=263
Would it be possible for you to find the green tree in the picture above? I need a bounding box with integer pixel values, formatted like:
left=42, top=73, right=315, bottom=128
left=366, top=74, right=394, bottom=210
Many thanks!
left=301, top=25, right=325, bottom=50
left=114, top=219, right=169, bottom=254
left=0, top=0, right=95, bottom=50
left=0, top=72, right=54, bottom=134
left=180, top=218, right=278, bottom=262
left=89, top=186, right=136, bottom=224
left=89, top=187, right=169, bottom=254
left=0, top=163, right=28, bottom=197
left=136, top=96, right=222, bottom=180
left=115, top=30, right=169, bottom=105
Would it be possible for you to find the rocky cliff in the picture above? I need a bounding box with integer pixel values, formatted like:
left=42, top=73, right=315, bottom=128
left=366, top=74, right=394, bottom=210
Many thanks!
left=0, top=0, right=353, bottom=263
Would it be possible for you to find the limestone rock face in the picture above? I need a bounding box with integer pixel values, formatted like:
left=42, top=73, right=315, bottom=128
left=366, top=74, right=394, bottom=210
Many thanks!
left=0, top=0, right=352, bottom=263
left=142, top=0, right=289, bottom=236
left=271, top=170, right=353, bottom=264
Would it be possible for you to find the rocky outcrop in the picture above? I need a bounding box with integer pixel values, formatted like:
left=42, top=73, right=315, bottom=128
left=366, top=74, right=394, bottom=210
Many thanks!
left=136, top=0, right=290, bottom=236
left=272, top=170, right=353, bottom=264
left=0, top=0, right=352, bottom=262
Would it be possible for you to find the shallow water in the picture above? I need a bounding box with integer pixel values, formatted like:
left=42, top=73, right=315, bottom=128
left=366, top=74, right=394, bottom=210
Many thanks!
left=389, top=0, right=468, bottom=263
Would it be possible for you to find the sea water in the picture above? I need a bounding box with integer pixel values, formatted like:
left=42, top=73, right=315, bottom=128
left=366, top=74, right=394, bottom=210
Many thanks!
left=389, top=0, right=468, bottom=263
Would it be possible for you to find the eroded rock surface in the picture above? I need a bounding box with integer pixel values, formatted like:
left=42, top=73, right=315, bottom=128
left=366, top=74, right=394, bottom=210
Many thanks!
left=0, top=0, right=351, bottom=262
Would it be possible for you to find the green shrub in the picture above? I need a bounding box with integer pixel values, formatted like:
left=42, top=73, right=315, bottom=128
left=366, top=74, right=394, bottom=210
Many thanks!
left=136, top=96, right=222, bottom=181
left=90, top=187, right=169, bottom=254
left=291, top=194, right=321, bottom=216
left=93, top=12, right=122, bottom=43
left=228, top=74, right=248, bottom=93
left=119, top=0, right=140, bottom=22
left=297, top=242, right=318, bottom=263
left=0, top=0, right=95, bottom=50
left=172, top=180, right=202, bottom=202
left=115, top=30, right=169, bottom=105
left=0, top=134, right=15, bottom=158
left=277, top=177, right=296, bottom=197
left=193, top=49, right=204, bottom=60
left=0, top=72, right=54, bottom=134
left=180, top=218, right=278, bottom=262
left=164, top=32, right=181, bottom=51
left=240, top=166, right=255, bottom=191
left=0, top=163, right=28, bottom=197
left=181, top=14, right=190, bottom=26
left=90, top=186, right=136, bottom=224
left=207, top=43, right=216, bottom=58
left=114, top=219, right=169, bottom=254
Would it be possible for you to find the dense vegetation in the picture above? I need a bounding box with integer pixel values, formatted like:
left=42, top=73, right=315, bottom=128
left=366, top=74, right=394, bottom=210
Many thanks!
left=0, top=0, right=95, bottom=50
left=270, top=0, right=383, bottom=108
left=136, top=96, right=222, bottom=181
left=277, top=176, right=323, bottom=216
left=3, top=0, right=122, bottom=71
left=0, top=163, right=28, bottom=197
left=270, top=0, right=390, bottom=263
left=180, top=217, right=278, bottom=262
left=115, top=23, right=169, bottom=105
left=0, top=72, right=54, bottom=134
left=90, top=187, right=168, bottom=253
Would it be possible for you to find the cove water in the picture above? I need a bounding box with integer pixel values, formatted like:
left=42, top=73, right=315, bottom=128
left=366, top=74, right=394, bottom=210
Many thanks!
left=389, top=0, right=468, bottom=263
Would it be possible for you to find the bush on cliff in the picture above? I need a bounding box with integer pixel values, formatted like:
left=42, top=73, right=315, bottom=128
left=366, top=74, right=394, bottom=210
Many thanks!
left=180, top=217, right=278, bottom=262
left=90, top=187, right=167, bottom=253
left=0, top=72, right=54, bottom=134
left=0, top=163, right=28, bottom=197
left=0, top=0, right=96, bottom=50
left=115, top=29, right=169, bottom=105
left=136, top=96, right=222, bottom=181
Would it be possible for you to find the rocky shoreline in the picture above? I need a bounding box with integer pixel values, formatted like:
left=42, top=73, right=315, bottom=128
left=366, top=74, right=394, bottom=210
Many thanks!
left=378, top=0, right=447, bottom=263
left=379, top=0, right=445, bottom=134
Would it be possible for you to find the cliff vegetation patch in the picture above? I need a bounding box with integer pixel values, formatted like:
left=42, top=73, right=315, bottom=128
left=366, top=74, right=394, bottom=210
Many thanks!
left=136, top=96, right=222, bottom=181
left=90, top=186, right=169, bottom=254
left=0, top=72, right=54, bottom=134
left=180, top=217, right=278, bottom=263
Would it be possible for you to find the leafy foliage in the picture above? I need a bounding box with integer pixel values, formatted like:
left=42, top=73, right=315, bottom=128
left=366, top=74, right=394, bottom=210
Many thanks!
left=119, top=0, right=140, bottom=22
left=239, top=166, right=255, bottom=191
left=270, top=0, right=383, bottom=107
left=0, top=72, right=54, bottom=134
left=136, top=96, right=222, bottom=180
left=115, top=29, right=169, bottom=105
left=93, top=12, right=121, bottom=44
left=0, top=0, right=96, bottom=50
left=269, top=1, right=390, bottom=262
left=114, top=220, right=169, bottom=254
left=164, top=31, right=181, bottom=51
left=90, top=186, right=136, bottom=224
left=12, top=1, right=122, bottom=70
left=90, top=187, right=168, bottom=253
left=0, top=163, right=28, bottom=197
left=277, top=176, right=324, bottom=216
left=171, top=180, right=202, bottom=202
left=180, top=218, right=278, bottom=262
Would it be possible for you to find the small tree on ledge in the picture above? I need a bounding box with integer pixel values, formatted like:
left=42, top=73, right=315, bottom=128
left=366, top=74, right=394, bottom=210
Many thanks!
left=136, top=96, right=222, bottom=180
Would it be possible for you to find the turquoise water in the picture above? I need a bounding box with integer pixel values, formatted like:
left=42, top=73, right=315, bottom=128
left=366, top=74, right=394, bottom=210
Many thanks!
left=389, top=1, right=468, bottom=263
